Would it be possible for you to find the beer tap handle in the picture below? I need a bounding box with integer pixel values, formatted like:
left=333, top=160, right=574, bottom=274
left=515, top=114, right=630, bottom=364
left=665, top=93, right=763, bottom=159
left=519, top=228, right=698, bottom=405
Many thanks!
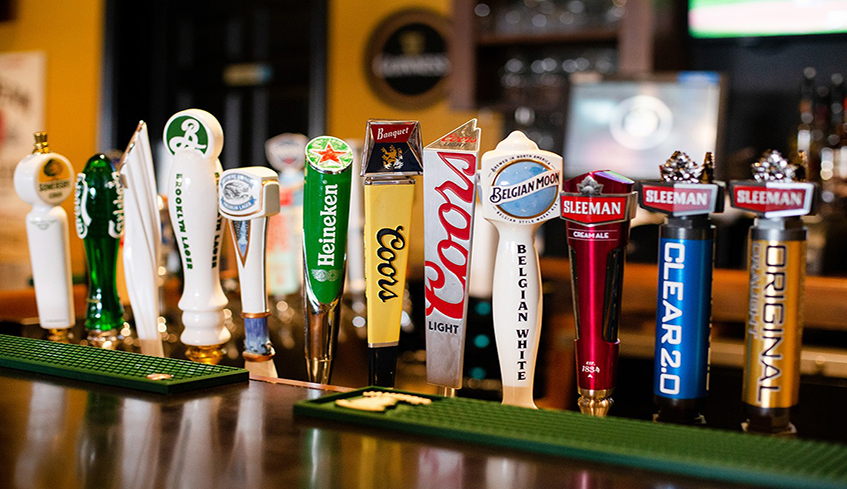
left=219, top=167, right=280, bottom=377
left=13, top=133, right=76, bottom=340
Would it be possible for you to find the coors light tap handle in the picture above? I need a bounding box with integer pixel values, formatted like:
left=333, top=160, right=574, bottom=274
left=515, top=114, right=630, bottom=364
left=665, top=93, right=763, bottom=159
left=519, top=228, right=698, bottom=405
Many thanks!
left=423, top=119, right=481, bottom=396
left=362, top=120, right=423, bottom=387
left=13, top=133, right=75, bottom=341
left=638, top=152, right=724, bottom=424
left=302, top=136, right=353, bottom=384
left=219, top=167, right=280, bottom=377
left=75, top=153, right=125, bottom=349
left=479, top=131, right=561, bottom=409
left=561, top=170, right=637, bottom=416
left=730, top=150, right=818, bottom=435
left=165, top=109, right=230, bottom=364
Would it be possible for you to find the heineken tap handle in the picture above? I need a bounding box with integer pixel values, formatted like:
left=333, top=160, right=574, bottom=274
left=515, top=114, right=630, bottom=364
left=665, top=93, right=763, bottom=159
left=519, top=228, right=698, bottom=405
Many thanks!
left=303, top=136, right=353, bottom=383
left=74, top=153, right=125, bottom=349
left=479, top=131, right=562, bottom=409
left=219, top=167, right=280, bottom=378
left=165, top=109, right=230, bottom=364
left=13, top=133, right=76, bottom=341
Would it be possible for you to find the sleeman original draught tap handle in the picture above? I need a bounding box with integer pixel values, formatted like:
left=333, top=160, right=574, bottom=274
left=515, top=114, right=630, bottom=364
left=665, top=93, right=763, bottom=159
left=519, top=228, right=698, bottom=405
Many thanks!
left=13, top=133, right=75, bottom=342
left=561, top=170, right=637, bottom=417
left=479, top=131, right=562, bottom=409
left=637, top=152, right=724, bottom=424
left=165, top=108, right=230, bottom=364
left=74, top=153, right=125, bottom=349
left=362, top=120, right=423, bottom=387
left=423, top=119, right=481, bottom=397
left=302, top=136, right=353, bottom=384
left=730, top=150, right=818, bottom=435
left=219, top=167, right=280, bottom=377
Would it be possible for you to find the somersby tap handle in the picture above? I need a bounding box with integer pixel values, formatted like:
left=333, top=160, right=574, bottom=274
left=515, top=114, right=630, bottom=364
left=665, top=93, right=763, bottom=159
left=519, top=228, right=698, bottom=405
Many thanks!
left=13, top=132, right=75, bottom=341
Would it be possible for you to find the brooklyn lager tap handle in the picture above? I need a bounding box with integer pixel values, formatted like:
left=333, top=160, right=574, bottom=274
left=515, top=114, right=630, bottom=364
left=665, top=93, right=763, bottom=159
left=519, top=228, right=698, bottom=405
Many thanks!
left=480, top=131, right=562, bottom=409
left=75, top=154, right=125, bottom=349
left=13, top=133, right=76, bottom=341
left=302, top=136, right=353, bottom=384
left=165, top=108, right=230, bottom=364
left=220, top=167, right=280, bottom=378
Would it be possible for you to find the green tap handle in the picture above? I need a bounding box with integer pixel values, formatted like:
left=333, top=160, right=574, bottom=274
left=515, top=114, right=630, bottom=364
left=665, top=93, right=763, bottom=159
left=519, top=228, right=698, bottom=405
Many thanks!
left=74, top=154, right=124, bottom=347
left=302, top=136, right=353, bottom=383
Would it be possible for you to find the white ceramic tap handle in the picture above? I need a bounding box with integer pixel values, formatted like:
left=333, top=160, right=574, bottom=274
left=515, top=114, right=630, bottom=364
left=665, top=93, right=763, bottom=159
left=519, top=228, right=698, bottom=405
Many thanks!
left=164, top=109, right=229, bottom=363
left=13, top=134, right=75, bottom=334
left=479, top=131, right=561, bottom=409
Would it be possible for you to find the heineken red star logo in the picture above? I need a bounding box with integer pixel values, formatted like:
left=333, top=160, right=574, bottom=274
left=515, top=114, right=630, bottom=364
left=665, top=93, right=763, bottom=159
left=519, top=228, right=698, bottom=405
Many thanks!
left=305, top=136, right=353, bottom=173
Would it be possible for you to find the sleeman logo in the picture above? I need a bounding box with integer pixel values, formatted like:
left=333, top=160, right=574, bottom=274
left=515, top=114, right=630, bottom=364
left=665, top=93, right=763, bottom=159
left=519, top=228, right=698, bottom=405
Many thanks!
left=166, top=115, right=209, bottom=155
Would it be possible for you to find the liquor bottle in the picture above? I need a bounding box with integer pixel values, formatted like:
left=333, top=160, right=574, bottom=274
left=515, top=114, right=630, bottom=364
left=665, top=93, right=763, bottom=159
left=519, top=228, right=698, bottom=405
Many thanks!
left=75, top=154, right=125, bottom=348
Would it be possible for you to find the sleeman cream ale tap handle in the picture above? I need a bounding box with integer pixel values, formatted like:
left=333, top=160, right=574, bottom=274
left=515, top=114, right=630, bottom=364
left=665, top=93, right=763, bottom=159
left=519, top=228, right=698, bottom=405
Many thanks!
left=362, top=120, right=423, bottom=387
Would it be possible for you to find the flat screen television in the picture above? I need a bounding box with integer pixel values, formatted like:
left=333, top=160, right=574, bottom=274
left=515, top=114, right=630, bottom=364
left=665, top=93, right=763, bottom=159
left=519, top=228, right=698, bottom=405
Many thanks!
left=562, top=72, right=725, bottom=181
left=689, top=0, right=847, bottom=39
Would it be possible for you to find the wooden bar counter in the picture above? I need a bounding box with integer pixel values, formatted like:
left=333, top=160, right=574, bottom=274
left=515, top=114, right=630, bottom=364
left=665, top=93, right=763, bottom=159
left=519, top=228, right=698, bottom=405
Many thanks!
left=0, top=369, right=763, bottom=489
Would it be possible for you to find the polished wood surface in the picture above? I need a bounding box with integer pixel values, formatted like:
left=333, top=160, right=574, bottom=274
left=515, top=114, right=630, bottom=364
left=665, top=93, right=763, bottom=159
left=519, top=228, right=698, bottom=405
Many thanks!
left=0, top=368, right=760, bottom=489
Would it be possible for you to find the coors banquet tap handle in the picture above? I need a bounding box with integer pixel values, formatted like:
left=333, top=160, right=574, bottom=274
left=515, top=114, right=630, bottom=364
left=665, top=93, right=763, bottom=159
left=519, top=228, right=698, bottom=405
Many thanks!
left=219, top=167, right=280, bottom=377
left=165, top=109, right=230, bottom=364
left=637, top=152, right=724, bottom=424
left=729, top=150, right=818, bottom=435
left=362, top=120, right=423, bottom=387
left=302, top=136, right=353, bottom=384
left=479, top=131, right=561, bottom=409
left=13, top=133, right=75, bottom=341
left=75, top=153, right=125, bottom=349
left=561, top=170, right=637, bottom=416
left=423, top=119, right=481, bottom=396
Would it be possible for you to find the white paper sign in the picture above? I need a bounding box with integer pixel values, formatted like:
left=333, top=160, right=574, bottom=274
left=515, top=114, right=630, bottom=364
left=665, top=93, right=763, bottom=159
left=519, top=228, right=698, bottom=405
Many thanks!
left=0, top=51, right=46, bottom=289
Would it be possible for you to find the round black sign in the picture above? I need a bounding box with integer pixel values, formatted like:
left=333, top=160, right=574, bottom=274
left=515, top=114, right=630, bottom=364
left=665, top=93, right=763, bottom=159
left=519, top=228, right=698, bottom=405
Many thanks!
left=366, top=10, right=451, bottom=109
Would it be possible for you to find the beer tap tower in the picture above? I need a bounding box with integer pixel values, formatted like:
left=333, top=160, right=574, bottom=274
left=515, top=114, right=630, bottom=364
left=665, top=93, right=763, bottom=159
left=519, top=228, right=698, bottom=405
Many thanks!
left=219, top=167, right=280, bottom=377
left=362, top=120, right=423, bottom=387
left=560, top=170, right=637, bottom=416
left=13, top=133, right=76, bottom=341
left=730, top=150, right=818, bottom=435
left=638, top=152, right=724, bottom=424
left=423, top=119, right=481, bottom=397
left=165, top=109, right=230, bottom=364
left=479, top=131, right=561, bottom=409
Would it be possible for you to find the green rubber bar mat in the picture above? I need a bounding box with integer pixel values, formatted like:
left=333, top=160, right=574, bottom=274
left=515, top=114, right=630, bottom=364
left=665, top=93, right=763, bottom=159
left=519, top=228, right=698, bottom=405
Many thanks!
left=0, top=334, right=248, bottom=394
left=294, top=387, right=847, bottom=489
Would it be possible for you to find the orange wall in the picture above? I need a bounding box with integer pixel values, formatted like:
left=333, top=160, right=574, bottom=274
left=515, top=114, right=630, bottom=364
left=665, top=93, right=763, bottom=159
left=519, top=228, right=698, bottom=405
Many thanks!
left=0, top=0, right=104, bottom=275
left=328, top=0, right=503, bottom=274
